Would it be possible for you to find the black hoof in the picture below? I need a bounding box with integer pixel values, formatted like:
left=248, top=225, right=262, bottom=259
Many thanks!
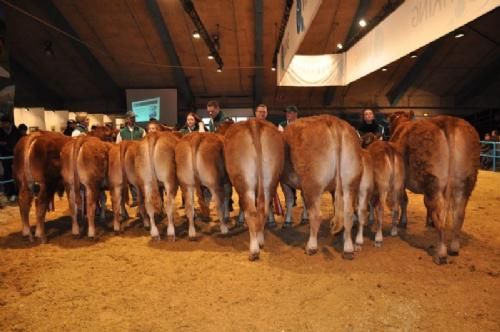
left=266, top=222, right=277, bottom=229
left=305, top=247, right=318, bottom=256
left=113, top=230, right=121, bottom=236
left=248, top=252, right=260, bottom=261
left=188, top=236, right=198, bottom=242
left=342, top=251, right=354, bottom=260
left=282, top=222, right=293, bottom=229
left=433, top=255, right=447, bottom=265
left=300, top=219, right=309, bottom=225
left=398, top=222, right=407, bottom=229
left=88, top=236, right=98, bottom=242
left=144, top=226, right=151, bottom=232
left=448, top=250, right=459, bottom=256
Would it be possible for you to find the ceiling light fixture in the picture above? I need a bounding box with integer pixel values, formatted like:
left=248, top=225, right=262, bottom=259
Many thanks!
left=217, top=66, right=222, bottom=73
left=208, top=54, right=214, bottom=60
left=454, top=30, right=465, bottom=39
left=381, top=67, right=388, bottom=72
left=192, top=31, right=201, bottom=39
left=359, top=19, right=367, bottom=27
left=337, top=43, right=343, bottom=50
left=410, top=52, right=418, bottom=58
left=271, top=66, right=276, bottom=71
left=44, top=41, right=54, bottom=56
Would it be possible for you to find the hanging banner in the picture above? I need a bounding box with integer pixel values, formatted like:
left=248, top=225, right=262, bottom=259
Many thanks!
left=279, top=0, right=499, bottom=86
left=277, top=0, right=323, bottom=84
left=281, top=54, right=346, bottom=86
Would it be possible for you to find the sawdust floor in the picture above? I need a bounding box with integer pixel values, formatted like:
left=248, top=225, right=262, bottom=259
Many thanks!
left=0, top=171, right=499, bottom=331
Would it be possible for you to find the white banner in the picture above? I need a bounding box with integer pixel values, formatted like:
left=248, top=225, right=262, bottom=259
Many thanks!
left=277, top=0, right=323, bottom=84
left=281, top=54, right=346, bottom=86
left=279, top=0, right=499, bottom=86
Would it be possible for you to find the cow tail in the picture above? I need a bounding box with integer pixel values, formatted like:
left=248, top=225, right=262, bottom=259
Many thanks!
left=119, top=142, right=130, bottom=206
left=387, top=147, right=396, bottom=209
left=146, top=135, right=162, bottom=213
left=445, top=128, right=455, bottom=225
left=191, top=135, right=202, bottom=187
left=73, top=137, right=85, bottom=217
left=23, top=135, right=39, bottom=196
left=250, top=122, right=266, bottom=226
left=331, top=128, right=344, bottom=235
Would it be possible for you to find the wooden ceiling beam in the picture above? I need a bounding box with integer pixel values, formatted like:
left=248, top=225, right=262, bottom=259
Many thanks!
left=254, top=0, right=263, bottom=106
left=146, top=0, right=194, bottom=106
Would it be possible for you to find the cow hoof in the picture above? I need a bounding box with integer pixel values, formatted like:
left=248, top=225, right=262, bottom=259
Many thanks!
left=88, top=236, right=97, bottom=242
left=40, top=236, right=48, bottom=244
left=282, top=222, right=293, bottom=229
left=398, top=222, right=407, bottom=229
left=166, top=235, right=175, bottom=242
left=448, top=250, right=459, bottom=256
left=354, top=244, right=363, bottom=252
left=374, top=241, right=382, bottom=248
left=72, top=234, right=81, bottom=240
left=188, top=236, right=198, bottom=242
left=151, top=236, right=161, bottom=242
left=342, top=252, right=354, bottom=260
left=113, top=230, right=122, bottom=236
left=305, top=247, right=318, bottom=256
left=248, top=252, right=260, bottom=261
left=433, top=255, right=447, bottom=265
left=144, top=226, right=151, bottom=232
left=300, top=219, right=309, bottom=225
left=266, top=222, right=277, bottom=229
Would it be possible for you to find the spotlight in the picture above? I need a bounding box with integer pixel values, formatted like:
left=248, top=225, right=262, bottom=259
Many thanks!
left=410, top=52, right=418, bottom=58
left=381, top=67, right=388, bottom=72
left=454, top=30, right=465, bottom=39
left=44, top=41, right=54, bottom=56
left=208, top=54, right=214, bottom=60
left=271, top=66, right=276, bottom=71
left=423, top=112, right=430, bottom=117
left=217, top=66, right=222, bottom=73
left=359, top=19, right=367, bottom=27
left=192, top=31, right=201, bottom=39
left=337, top=43, right=343, bottom=50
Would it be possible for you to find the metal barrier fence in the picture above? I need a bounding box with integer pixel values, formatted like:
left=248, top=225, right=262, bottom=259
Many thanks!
left=480, top=141, right=499, bottom=172
left=0, top=155, right=14, bottom=185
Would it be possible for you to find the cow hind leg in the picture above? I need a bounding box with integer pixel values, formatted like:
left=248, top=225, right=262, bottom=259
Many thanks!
left=165, top=186, right=177, bottom=242
left=398, top=191, right=408, bottom=228
left=355, top=190, right=370, bottom=251
left=302, top=187, right=322, bottom=255
left=374, top=192, right=387, bottom=247
left=427, top=193, right=448, bottom=264
left=86, top=189, right=97, bottom=239
left=18, top=190, right=33, bottom=240
left=34, top=192, right=49, bottom=244
left=111, top=186, right=122, bottom=234
left=449, top=194, right=468, bottom=256
left=184, top=186, right=196, bottom=240
left=281, top=183, right=295, bottom=228
left=242, top=192, right=259, bottom=261
left=342, top=189, right=356, bottom=260
left=212, top=187, right=228, bottom=235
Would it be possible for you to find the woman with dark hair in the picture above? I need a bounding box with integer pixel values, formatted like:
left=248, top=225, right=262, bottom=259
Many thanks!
left=179, top=112, right=207, bottom=135
left=357, top=108, right=385, bottom=138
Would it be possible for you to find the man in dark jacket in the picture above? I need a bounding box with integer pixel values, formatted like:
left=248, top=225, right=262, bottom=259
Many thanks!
left=357, top=108, right=385, bottom=138
left=0, top=115, right=21, bottom=201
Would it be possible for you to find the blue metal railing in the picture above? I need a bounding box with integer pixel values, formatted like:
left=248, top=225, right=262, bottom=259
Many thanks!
left=0, top=155, right=14, bottom=185
left=480, top=141, right=499, bottom=172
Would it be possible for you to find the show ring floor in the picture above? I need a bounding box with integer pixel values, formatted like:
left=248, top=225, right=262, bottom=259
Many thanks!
left=0, top=171, right=499, bottom=331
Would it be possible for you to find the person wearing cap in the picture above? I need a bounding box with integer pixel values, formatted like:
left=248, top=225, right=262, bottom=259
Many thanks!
left=71, top=113, right=90, bottom=137
left=278, top=105, right=298, bottom=132
left=63, top=120, right=76, bottom=136
left=116, top=111, right=146, bottom=143
left=206, top=100, right=231, bottom=132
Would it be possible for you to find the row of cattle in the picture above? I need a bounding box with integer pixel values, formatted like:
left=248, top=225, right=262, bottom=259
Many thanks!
left=12, top=111, right=480, bottom=264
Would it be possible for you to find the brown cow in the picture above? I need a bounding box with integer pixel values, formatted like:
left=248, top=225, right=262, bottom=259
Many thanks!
left=175, top=132, right=230, bottom=239
left=389, top=111, right=480, bottom=264
left=364, top=140, right=405, bottom=246
left=121, top=132, right=179, bottom=240
left=61, top=136, right=123, bottom=239
left=224, top=119, right=284, bottom=260
left=281, top=115, right=363, bottom=259
left=13, top=131, right=71, bottom=242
